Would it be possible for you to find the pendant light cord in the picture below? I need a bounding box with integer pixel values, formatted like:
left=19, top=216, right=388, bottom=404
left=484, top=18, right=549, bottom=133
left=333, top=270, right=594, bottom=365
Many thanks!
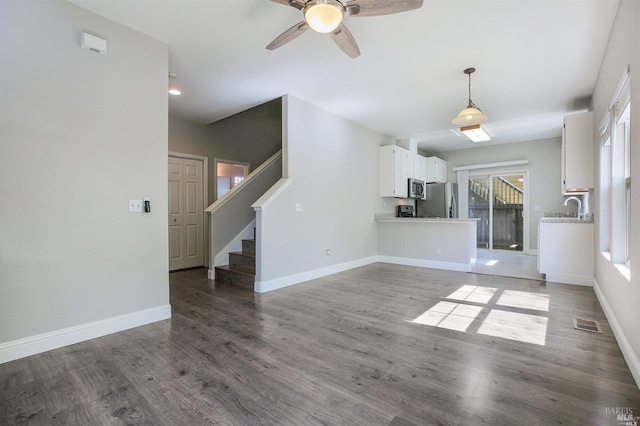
left=467, top=72, right=482, bottom=111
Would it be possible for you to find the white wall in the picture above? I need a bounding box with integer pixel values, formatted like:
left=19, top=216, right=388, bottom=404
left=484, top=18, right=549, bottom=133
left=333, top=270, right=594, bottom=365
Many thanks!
left=256, top=96, right=384, bottom=290
left=0, top=0, right=170, bottom=360
left=591, top=0, right=640, bottom=386
left=436, top=138, right=567, bottom=251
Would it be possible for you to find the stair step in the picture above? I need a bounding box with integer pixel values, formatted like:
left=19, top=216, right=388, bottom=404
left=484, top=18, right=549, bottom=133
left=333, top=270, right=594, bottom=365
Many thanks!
left=214, top=265, right=254, bottom=290
left=229, top=251, right=255, bottom=274
left=242, top=239, right=255, bottom=256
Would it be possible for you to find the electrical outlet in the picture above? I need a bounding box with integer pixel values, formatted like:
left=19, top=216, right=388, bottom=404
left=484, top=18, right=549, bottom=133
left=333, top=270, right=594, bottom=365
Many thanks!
left=325, top=249, right=331, bottom=257
left=436, top=248, right=442, bottom=255
left=295, top=203, right=303, bottom=212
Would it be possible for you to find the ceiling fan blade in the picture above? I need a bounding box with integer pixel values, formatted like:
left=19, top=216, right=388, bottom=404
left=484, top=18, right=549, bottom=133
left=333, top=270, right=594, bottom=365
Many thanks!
left=346, top=0, right=423, bottom=17
left=267, top=21, right=309, bottom=50
left=269, top=0, right=305, bottom=9
left=330, top=23, right=360, bottom=58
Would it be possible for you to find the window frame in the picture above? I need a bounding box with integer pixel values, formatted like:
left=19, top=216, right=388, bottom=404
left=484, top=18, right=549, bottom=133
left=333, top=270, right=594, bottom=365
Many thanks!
left=599, top=66, right=631, bottom=278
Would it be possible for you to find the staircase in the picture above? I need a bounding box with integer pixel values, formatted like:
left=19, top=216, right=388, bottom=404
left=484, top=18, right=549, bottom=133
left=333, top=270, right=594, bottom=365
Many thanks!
left=214, top=229, right=255, bottom=290
left=469, top=177, right=523, bottom=205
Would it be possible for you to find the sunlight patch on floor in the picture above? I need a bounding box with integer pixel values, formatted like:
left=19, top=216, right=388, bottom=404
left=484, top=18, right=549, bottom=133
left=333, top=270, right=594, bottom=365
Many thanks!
left=485, top=260, right=499, bottom=266
left=497, top=290, right=550, bottom=312
left=410, top=285, right=550, bottom=346
left=478, top=310, right=548, bottom=346
left=410, top=301, right=483, bottom=332
left=446, top=285, right=497, bottom=304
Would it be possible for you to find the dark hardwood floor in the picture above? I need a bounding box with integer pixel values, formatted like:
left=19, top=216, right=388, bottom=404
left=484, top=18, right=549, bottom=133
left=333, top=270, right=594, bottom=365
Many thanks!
left=2, top=264, right=639, bottom=425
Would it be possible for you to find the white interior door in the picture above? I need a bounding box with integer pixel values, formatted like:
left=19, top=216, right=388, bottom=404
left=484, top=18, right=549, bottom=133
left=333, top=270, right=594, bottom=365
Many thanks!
left=168, top=156, right=204, bottom=270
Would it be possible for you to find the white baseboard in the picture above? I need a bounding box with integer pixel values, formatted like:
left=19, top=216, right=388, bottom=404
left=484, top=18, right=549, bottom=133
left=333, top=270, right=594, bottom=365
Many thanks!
left=255, top=255, right=473, bottom=293
left=527, top=249, right=539, bottom=256
left=592, top=278, right=640, bottom=389
left=545, top=274, right=593, bottom=286
left=0, top=304, right=172, bottom=364
left=377, top=255, right=472, bottom=272
left=255, top=256, right=378, bottom=293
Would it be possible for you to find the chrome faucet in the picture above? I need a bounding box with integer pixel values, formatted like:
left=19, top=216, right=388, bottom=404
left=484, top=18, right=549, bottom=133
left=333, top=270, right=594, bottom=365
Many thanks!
left=564, top=196, right=582, bottom=219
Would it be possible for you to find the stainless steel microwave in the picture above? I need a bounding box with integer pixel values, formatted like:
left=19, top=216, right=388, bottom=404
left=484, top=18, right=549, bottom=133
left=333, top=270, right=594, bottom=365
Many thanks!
left=408, top=178, right=424, bottom=199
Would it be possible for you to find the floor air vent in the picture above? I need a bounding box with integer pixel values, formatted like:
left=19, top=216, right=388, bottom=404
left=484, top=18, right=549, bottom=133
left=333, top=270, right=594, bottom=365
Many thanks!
left=573, top=317, right=602, bottom=333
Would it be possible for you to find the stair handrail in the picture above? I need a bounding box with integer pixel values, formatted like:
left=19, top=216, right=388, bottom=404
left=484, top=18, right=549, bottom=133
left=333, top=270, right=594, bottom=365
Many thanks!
left=251, top=178, right=290, bottom=212
left=205, top=150, right=282, bottom=215
left=470, top=177, right=523, bottom=205
left=496, top=176, right=523, bottom=195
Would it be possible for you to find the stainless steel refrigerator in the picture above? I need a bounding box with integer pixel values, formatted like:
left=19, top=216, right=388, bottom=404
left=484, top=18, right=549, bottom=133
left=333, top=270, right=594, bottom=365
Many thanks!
left=417, top=182, right=459, bottom=218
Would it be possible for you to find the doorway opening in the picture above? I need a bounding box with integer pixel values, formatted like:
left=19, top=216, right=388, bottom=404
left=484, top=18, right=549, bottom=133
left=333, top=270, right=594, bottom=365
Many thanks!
left=469, top=172, right=526, bottom=252
left=214, top=159, right=250, bottom=200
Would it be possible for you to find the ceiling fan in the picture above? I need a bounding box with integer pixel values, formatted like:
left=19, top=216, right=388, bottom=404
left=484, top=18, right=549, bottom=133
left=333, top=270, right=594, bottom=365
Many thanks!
left=266, top=0, right=424, bottom=58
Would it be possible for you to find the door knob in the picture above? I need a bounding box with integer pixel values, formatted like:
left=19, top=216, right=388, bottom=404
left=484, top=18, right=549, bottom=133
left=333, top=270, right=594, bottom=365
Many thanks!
left=173, top=218, right=177, bottom=222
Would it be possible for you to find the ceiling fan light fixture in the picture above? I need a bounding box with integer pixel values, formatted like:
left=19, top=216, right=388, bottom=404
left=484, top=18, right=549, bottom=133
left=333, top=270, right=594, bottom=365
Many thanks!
left=451, top=67, right=487, bottom=126
left=460, top=124, right=491, bottom=142
left=304, top=0, right=344, bottom=33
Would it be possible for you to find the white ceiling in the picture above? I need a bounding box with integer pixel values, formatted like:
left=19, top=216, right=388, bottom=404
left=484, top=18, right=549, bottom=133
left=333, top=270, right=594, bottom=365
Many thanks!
left=67, top=0, right=619, bottom=153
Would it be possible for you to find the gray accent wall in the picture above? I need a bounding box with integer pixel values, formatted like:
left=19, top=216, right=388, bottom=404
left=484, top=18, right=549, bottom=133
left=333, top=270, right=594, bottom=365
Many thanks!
left=169, top=98, right=282, bottom=205
left=591, top=0, right=640, bottom=385
left=436, top=138, right=567, bottom=251
left=0, top=1, right=169, bottom=343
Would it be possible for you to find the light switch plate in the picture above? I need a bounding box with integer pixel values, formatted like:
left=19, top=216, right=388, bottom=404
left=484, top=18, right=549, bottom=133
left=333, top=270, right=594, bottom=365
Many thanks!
left=129, top=199, right=143, bottom=213
left=295, top=203, right=303, bottom=212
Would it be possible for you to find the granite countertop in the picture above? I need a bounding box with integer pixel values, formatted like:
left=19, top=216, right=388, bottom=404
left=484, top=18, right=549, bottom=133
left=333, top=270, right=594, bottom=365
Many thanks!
left=374, top=213, right=480, bottom=223
left=539, top=212, right=594, bottom=224
left=539, top=217, right=594, bottom=224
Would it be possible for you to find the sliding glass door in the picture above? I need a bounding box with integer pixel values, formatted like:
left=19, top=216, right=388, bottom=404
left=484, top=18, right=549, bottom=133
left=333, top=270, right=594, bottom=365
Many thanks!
left=469, top=173, right=526, bottom=251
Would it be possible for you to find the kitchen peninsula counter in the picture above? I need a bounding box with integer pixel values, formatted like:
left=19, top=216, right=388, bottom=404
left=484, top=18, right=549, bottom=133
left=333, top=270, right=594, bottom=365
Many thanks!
left=375, top=214, right=477, bottom=272
left=375, top=216, right=479, bottom=223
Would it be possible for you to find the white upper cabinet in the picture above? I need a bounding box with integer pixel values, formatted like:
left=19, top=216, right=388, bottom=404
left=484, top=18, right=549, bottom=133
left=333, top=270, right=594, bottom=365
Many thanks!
left=407, top=153, right=427, bottom=182
left=562, top=111, right=594, bottom=194
left=424, top=156, right=447, bottom=183
left=379, top=145, right=409, bottom=198
left=416, top=155, right=428, bottom=183
left=380, top=146, right=441, bottom=197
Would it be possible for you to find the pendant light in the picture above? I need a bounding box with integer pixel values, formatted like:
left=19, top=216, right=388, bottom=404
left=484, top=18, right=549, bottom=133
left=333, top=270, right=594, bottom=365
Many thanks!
left=452, top=68, right=487, bottom=126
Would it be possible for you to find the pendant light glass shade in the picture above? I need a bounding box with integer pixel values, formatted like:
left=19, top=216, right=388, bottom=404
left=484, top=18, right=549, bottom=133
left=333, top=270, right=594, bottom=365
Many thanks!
left=305, top=1, right=343, bottom=33
left=452, top=106, right=488, bottom=126
left=452, top=68, right=487, bottom=126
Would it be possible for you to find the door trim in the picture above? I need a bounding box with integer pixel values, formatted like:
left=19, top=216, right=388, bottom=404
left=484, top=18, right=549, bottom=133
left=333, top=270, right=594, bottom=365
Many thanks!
left=168, top=152, right=209, bottom=268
